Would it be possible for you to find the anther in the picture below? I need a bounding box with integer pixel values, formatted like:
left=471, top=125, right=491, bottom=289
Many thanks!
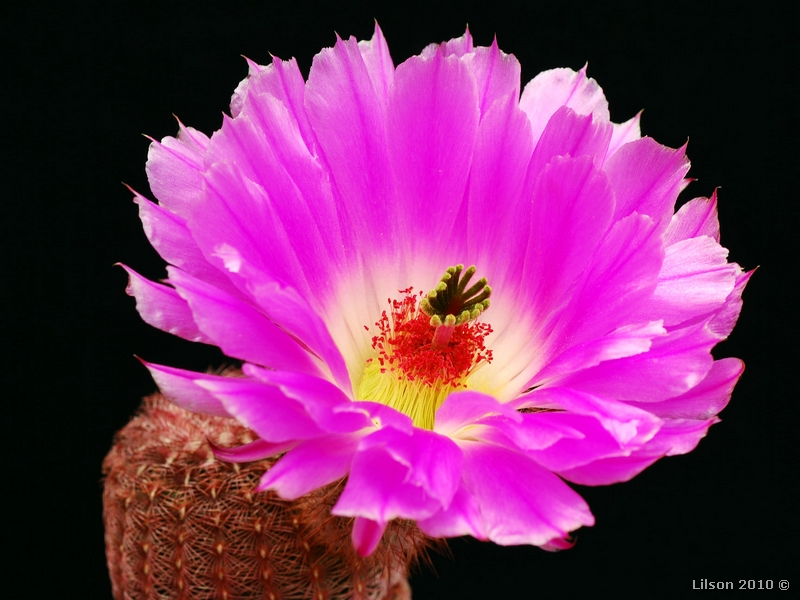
left=420, top=264, right=491, bottom=326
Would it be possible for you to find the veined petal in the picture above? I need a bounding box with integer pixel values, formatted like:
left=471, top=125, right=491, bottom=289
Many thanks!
left=122, top=265, right=211, bottom=344
left=665, top=191, right=721, bottom=244
left=460, top=441, right=594, bottom=546
left=334, top=427, right=462, bottom=521
left=305, top=34, right=395, bottom=255
left=418, top=483, right=487, bottom=539
left=519, top=65, right=610, bottom=146
left=145, top=120, right=209, bottom=219
left=605, top=137, right=690, bottom=226
left=631, top=235, right=738, bottom=327
left=258, top=433, right=362, bottom=498
left=196, top=376, right=325, bottom=442
left=141, top=361, right=231, bottom=417
left=709, top=268, right=753, bottom=339
left=462, top=38, right=521, bottom=119
left=627, top=357, right=743, bottom=419
left=387, top=49, right=479, bottom=255
left=605, top=111, right=642, bottom=162
left=420, top=29, right=473, bottom=58
left=167, top=266, right=322, bottom=375
left=434, top=391, right=520, bottom=438
left=357, top=22, right=395, bottom=110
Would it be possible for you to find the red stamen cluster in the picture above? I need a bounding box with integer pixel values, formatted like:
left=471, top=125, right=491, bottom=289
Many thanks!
left=367, top=288, right=493, bottom=387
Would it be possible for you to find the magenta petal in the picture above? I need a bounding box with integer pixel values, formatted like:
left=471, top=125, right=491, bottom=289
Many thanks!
left=418, top=484, right=487, bottom=539
left=460, top=441, right=594, bottom=546
left=167, top=267, right=321, bottom=375
left=242, top=365, right=372, bottom=433
left=519, top=65, right=610, bottom=146
left=145, top=121, right=209, bottom=219
left=352, top=517, right=387, bottom=557
left=558, top=320, right=717, bottom=403
left=305, top=34, right=394, bottom=254
left=195, top=376, right=326, bottom=443
left=421, top=29, right=474, bottom=58
left=216, top=248, right=352, bottom=392
left=605, top=111, right=642, bottom=162
left=523, top=156, right=615, bottom=319
left=141, top=361, right=230, bottom=417
left=462, top=39, right=521, bottom=118
left=466, top=93, right=534, bottom=273
left=627, top=357, right=743, bottom=419
left=708, top=269, right=753, bottom=339
left=258, top=433, right=361, bottom=499
left=631, top=235, right=738, bottom=327
left=387, top=51, right=478, bottom=252
left=605, top=137, right=690, bottom=226
left=553, top=213, right=662, bottom=346
left=434, top=391, right=520, bottom=437
left=557, top=451, right=662, bottom=485
left=122, top=265, right=211, bottom=344
left=333, top=428, right=461, bottom=522
left=664, top=191, right=721, bottom=244
left=211, top=438, right=296, bottom=463
left=357, top=22, right=395, bottom=109
left=528, top=106, right=613, bottom=178
left=532, top=321, right=665, bottom=386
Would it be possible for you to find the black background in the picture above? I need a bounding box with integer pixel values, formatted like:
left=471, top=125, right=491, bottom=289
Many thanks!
left=5, top=0, right=797, bottom=597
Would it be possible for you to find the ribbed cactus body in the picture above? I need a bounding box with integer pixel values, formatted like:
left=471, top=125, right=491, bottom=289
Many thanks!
left=103, top=394, right=434, bottom=599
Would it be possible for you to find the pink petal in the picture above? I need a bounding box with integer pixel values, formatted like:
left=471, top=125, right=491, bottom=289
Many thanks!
left=387, top=50, right=478, bottom=252
left=305, top=34, right=395, bottom=255
left=333, top=428, right=462, bottom=522
left=708, top=268, right=753, bottom=339
left=527, top=106, right=612, bottom=178
left=462, top=38, right=521, bottom=118
left=141, top=361, right=231, bottom=417
left=229, top=57, right=263, bottom=119
left=460, top=441, right=594, bottom=546
left=420, top=29, right=473, bottom=58
left=664, top=191, right=721, bottom=245
left=605, top=137, right=690, bottom=226
left=631, top=235, right=738, bottom=328
left=434, top=391, right=520, bottom=437
left=418, top=484, right=487, bottom=539
left=522, top=155, right=615, bottom=320
left=167, top=267, right=322, bottom=375
left=558, top=320, right=717, bottom=403
left=195, top=376, right=325, bottom=442
left=519, top=65, right=610, bottom=146
left=627, top=357, right=743, bottom=419
left=551, top=213, right=662, bottom=347
left=145, top=120, right=209, bottom=219
left=241, top=365, right=372, bottom=433
left=605, top=111, right=642, bottom=162
left=352, top=517, right=387, bottom=557
left=134, top=191, right=239, bottom=293
left=121, top=265, right=211, bottom=344
left=466, top=93, right=534, bottom=277
left=211, top=438, right=296, bottom=463
left=357, top=22, right=395, bottom=109
left=531, top=321, right=665, bottom=386
left=258, top=433, right=361, bottom=499
left=216, top=247, right=352, bottom=392
left=234, top=56, right=318, bottom=154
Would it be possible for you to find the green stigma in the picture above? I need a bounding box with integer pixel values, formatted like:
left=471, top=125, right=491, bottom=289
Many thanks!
left=420, top=264, right=491, bottom=327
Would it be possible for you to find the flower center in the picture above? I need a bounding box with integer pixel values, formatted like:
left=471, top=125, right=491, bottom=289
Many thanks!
left=356, top=265, right=493, bottom=429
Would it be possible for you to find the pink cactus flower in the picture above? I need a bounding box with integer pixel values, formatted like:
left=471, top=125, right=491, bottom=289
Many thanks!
left=123, top=24, right=749, bottom=556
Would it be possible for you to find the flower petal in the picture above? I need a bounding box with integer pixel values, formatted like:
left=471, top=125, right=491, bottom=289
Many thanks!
left=605, top=111, right=642, bottom=162
left=460, top=441, right=594, bottom=546
left=167, top=266, right=322, bottom=375
left=352, top=517, right=387, bottom=557
left=387, top=50, right=478, bottom=255
left=605, top=137, right=690, bottom=226
left=211, top=438, right=296, bottom=463
left=357, top=22, right=394, bottom=110
left=122, top=265, right=211, bottom=344
left=519, top=65, right=610, bottom=146
left=462, top=39, right=521, bottom=119
left=434, top=390, right=520, bottom=438
left=258, top=433, right=361, bottom=499
left=664, top=191, right=721, bottom=244
left=418, top=483, right=487, bottom=539
left=141, top=360, right=231, bottom=417
left=145, top=121, right=209, bottom=219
